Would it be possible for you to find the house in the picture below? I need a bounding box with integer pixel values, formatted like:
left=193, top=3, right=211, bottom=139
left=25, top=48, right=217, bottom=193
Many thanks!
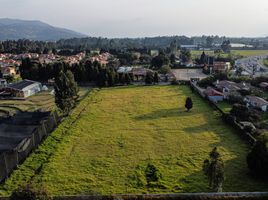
left=244, top=96, right=268, bottom=112
left=0, top=80, right=42, bottom=98
left=259, top=82, right=268, bottom=89
left=131, top=67, right=150, bottom=81
left=1, top=66, right=16, bottom=77
left=214, top=80, right=250, bottom=93
left=204, top=87, right=224, bottom=103
left=213, top=62, right=231, bottom=72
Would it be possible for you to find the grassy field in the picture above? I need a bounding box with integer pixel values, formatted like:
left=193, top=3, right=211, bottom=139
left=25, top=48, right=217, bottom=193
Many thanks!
left=1, top=85, right=268, bottom=196
left=191, top=50, right=268, bottom=59
left=0, top=87, right=90, bottom=118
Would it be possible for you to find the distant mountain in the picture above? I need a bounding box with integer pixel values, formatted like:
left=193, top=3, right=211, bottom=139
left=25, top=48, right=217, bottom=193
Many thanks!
left=0, top=18, right=87, bottom=41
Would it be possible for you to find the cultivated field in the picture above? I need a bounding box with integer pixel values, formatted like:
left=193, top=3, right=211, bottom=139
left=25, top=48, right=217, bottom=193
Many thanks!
left=1, top=85, right=268, bottom=196
left=191, top=50, right=268, bottom=59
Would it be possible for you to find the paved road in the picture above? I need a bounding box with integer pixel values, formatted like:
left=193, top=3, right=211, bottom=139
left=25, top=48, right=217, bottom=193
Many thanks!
left=172, top=68, right=208, bottom=81
left=235, top=54, right=268, bottom=76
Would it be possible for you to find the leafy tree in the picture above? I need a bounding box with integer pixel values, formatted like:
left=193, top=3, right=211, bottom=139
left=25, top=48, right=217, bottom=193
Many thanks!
left=170, top=54, right=176, bottom=64
left=221, top=40, right=231, bottom=53
left=54, top=70, right=79, bottom=115
left=145, top=72, right=154, bottom=85
left=185, top=97, right=193, bottom=112
left=153, top=72, right=159, bottom=84
left=247, top=140, right=268, bottom=179
left=151, top=54, right=169, bottom=70
left=203, top=147, right=225, bottom=192
left=199, top=51, right=208, bottom=65
left=179, top=48, right=191, bottom=63
left=144, top=163, right=162, bottom=184
left=230, top=104, right=250, bottom=121
left=159, top=65, right=171, bottom=74
left=206, top=36, right=214, bottom=48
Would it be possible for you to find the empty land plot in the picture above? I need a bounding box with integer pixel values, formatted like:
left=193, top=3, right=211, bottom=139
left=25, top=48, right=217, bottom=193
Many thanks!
left=191, top=50, right=268, bottom=59
left=0, top=87, right=90, bottom=117
left=1, top=85, right=268, bottom=195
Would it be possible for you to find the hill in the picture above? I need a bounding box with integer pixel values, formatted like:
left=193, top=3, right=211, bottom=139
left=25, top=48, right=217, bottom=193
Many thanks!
left=0, top=18, right=87, bottom=41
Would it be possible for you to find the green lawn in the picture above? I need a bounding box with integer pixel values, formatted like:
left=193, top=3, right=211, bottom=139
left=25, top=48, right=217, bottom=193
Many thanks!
left=216, top=101, right=233, bottom=114
left=1, top=85, right=267, bottom=196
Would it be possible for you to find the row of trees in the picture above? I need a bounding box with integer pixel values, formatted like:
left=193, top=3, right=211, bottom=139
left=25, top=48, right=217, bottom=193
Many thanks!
left=19, top=58, right=135, bottom=87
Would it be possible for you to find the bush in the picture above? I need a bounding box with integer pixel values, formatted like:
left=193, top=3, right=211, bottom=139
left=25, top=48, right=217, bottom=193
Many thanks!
left=228, top=93, right=244, bottom=104
left=159, top=65, right=171, bottom=74
left=247, top=140, right=268, bottom=179
left=230, top=104, right=250, bottom=121
left=144, top=163, right=162, bottom=184
left=10, top=185, right=50, bottom=200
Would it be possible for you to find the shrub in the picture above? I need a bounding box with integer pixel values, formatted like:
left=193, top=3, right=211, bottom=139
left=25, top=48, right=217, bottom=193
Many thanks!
left=144, top=163, right=162, bottom=184
left=247, top=140, right=268, bottom=179
left=185, top=97, right=193, bottom=112
left=10, top=185, right=50, bottom=200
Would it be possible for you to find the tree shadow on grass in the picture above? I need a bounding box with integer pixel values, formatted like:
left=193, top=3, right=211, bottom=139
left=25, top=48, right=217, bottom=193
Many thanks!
left=182, top=123, right=212, bottom=134
left=179, top=156, right=268, bottom=193
left=134, top=108, right=197, bottom=121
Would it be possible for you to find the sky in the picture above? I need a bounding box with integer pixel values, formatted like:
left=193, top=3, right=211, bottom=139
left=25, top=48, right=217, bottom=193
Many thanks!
left=0, top=0, right=268, bottom=38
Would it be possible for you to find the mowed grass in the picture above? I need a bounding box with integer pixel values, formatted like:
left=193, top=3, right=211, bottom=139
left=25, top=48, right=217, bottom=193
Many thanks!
left=15, top=85, right=266, bottom=195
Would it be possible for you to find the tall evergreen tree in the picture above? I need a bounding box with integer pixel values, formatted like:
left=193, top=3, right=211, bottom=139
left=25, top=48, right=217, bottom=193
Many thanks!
left=153, top=72, right=159, bottom=84
left=125, top=73, right=131, bottom=85
left=185, top=97, right=193, bottom=112
left=54, top=70, right=79, bottom=115
left=145, top=72, right=153, bottom=85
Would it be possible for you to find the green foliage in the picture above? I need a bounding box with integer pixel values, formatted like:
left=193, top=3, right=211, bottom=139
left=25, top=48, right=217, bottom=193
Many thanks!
left=151, top=54, right=169, bottom=70
left=203, top=147, right=225, bottom=192
left=10, top=185, right=50, bottom=200
left=153, top=72, right=159, bottom=84
left=145, top=72, right=154, bottom=85
left=145, top=163, right=162, bottom=184
left=54, top=70, right=79, bottom=114
left=180, top=48, right=191, bottom=63
left=185, top=97, right=193, bottom=112
left=1, top=86, right=268, bottom=195
left=230, top=104, right=261, bottom=122
left=159, top=65, right=171, bottom=74
left=247, top=140, right=268, bottom=179
left=221, top=40, right=231, bottom=53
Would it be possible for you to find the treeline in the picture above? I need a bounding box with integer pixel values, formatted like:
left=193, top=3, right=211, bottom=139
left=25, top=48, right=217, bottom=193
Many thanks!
left=1, top=36, right=268, bottom=54
left=0, top=39, right=56, bottom=54
left=19, top=58, right=132, bottom=87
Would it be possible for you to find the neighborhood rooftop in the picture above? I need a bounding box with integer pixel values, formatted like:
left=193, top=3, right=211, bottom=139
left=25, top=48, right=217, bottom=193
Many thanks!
left=7, top=80, right=39, bottom=91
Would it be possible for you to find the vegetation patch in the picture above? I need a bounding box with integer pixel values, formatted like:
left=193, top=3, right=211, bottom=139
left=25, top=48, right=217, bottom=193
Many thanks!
left=1, top=85, right=268, bottom=196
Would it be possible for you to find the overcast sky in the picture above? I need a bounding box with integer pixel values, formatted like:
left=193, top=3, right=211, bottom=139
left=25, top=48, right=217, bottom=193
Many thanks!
left=0, top=0, right=268, bottom=38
